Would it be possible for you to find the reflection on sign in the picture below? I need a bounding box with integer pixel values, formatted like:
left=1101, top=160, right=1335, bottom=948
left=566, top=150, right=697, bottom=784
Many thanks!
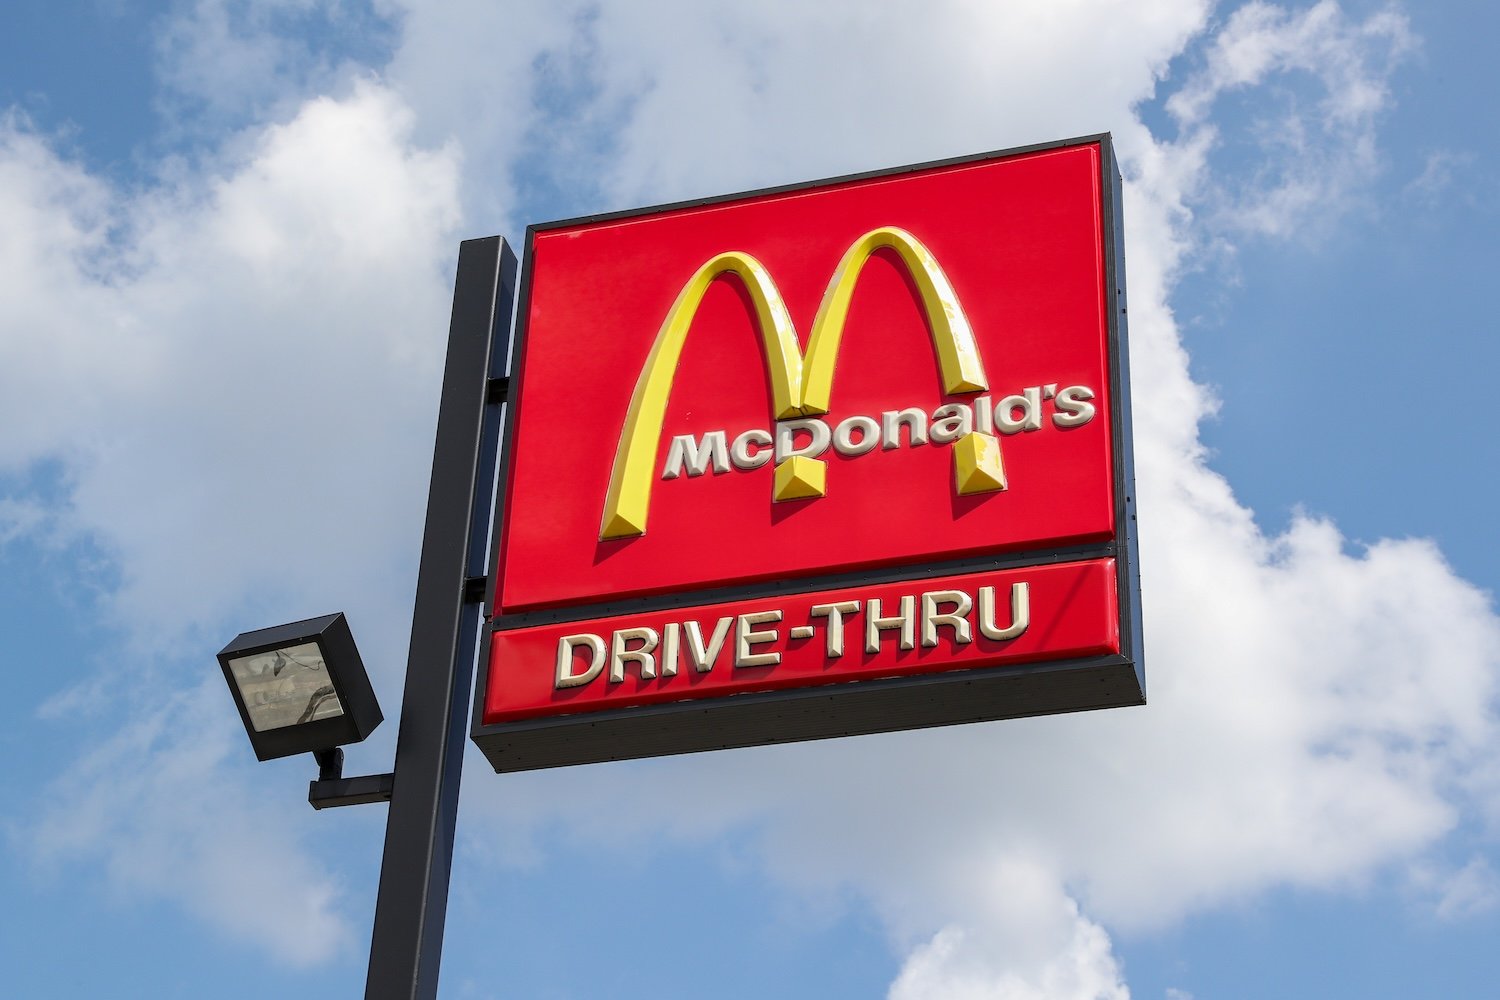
left=227, top=642, right=345, bottom=731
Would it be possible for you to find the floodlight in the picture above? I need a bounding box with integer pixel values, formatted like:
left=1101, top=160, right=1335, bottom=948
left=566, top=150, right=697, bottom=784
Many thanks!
left=217, top=613, right=383, bottom=762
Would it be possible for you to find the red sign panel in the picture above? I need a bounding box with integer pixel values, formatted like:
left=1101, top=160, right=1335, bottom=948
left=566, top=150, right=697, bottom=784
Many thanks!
left=488, top=560, right=1118, bottom=722
left=475, top=135, right=1142, bottom=772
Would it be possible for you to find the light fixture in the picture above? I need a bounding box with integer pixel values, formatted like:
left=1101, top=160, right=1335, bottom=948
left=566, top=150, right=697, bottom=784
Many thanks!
left=217, top=612, right=383, bottom=762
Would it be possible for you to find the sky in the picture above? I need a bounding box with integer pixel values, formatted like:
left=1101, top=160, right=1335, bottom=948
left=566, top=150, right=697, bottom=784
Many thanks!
left=1, top=1, right=1497, bottom=997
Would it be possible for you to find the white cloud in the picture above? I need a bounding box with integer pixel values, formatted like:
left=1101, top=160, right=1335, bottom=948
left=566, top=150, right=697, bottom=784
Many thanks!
left=24, top=677, right=355, bottom=965
left=1413, top=856, right=1500, bottom=922
left=0, top=497, right=45, bottom=544
left=369, top=0, right=1212, bottom=228
left=374, top=0, right=579, bottom=227
left=509, top=0, right=1209, bottom=206
left=3, top=78, right=462, bottom=961
left=887, top=863, right=1128, bottom=1000
left=1166, top=0, right=1416, bottom=239
left=1403, top=148, right=1478, bottom=208
left=0, top=79, right=461, bottom=652
left=152, top=0, right=395, bottom=134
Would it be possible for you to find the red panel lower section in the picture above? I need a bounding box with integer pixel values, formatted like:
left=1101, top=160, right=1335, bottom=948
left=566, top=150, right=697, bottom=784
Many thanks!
left=484, top=559, right=1118, bottom=725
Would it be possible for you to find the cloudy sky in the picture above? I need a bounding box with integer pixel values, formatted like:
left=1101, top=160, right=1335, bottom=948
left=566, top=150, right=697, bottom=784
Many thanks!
left=2, top=1, right=1497, bottom=997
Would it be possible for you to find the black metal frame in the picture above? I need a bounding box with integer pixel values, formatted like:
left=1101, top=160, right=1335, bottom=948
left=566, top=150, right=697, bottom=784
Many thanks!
left=470, top=133, right=1143, bottom=774
left=309, top=747, right=395, bottom=809
left=216, top=612, right=383, bottom=762
left=363, top=236, right=518, bottom=1000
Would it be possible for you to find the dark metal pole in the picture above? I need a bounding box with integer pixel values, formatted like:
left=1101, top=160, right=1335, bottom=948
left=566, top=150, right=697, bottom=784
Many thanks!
left=366, top=236, right=517, bottom=1000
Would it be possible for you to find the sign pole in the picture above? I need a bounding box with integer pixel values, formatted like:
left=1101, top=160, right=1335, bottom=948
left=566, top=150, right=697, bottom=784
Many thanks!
left=366, top=236, right=517, bottom=1000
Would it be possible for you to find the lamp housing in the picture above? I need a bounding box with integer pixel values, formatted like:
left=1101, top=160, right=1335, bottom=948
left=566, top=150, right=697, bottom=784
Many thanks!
left=217, top=613, right=383, bottom=761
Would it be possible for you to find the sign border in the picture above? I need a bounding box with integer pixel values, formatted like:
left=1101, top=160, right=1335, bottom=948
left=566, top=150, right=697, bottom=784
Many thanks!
left=472, top=132, right=1143, bottom=772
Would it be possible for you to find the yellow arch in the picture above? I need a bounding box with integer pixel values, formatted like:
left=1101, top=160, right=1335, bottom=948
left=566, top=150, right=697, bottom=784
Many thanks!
left=800, top=227, right=987, bottom=415
left=599, top=228, right=993, bottom=541
left=600, top=252, right=803, bottom=540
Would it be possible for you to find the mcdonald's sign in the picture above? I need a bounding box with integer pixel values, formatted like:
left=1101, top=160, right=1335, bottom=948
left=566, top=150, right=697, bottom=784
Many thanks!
left=473, top=134, right=1143, bottom=772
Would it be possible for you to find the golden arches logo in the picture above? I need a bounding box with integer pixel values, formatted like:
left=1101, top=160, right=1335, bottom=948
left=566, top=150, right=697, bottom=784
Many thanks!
left=600, top=227, right=1006, bottom=541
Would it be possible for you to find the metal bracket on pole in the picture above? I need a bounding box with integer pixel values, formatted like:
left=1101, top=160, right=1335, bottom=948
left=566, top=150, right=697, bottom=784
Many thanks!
left=305, top=747, right=395, bottom=809
left=310, top=772, right=395, bottom=809
left=364, top=236, right=518, bottom=1000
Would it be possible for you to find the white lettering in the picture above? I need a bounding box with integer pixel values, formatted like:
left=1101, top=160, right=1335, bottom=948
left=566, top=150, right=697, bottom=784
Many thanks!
left=662, top=431, right=729, bottom=479
left=660, top=621, right=681, bottom=677
left=928, top=403, right=974, bottom=445
left=832, top=415, right=881, bottom=456
left=734, top=610, right=782, bottom=667
left=973, top=394, right=995, bottom=435
left=609, top=627, right=659, bottom=682
left=555, top=633, right=606, bottom=689
left=921, top=590, right=973, bottom=647
left=978, top=583, right=1030, bottom=640
left=996, top=387, right=1042, bottom=434
left=774, top=418, right=832, bottom=463
left=1052, top=386, right=1096, bottom=427
left=554, top=579, right=1041, bottom=693
left=659, top=383, right=1095, bottom=482
left=809, top=600, right=860, bottom=658
left=881, top=408, right=929, bottom=449
left=683, top=617, right=733, bottom=673
left=730, top=428, right=773, bottom=470
left=865, top=595, right=917, bottom=652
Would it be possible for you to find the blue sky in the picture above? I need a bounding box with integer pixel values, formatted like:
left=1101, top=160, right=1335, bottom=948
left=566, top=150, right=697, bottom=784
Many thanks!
left=2, top=2, right=1497, bottom=998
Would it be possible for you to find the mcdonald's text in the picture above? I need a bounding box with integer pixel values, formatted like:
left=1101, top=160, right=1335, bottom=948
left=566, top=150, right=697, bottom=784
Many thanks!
left=661, top=383, right=1096, bottom=481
